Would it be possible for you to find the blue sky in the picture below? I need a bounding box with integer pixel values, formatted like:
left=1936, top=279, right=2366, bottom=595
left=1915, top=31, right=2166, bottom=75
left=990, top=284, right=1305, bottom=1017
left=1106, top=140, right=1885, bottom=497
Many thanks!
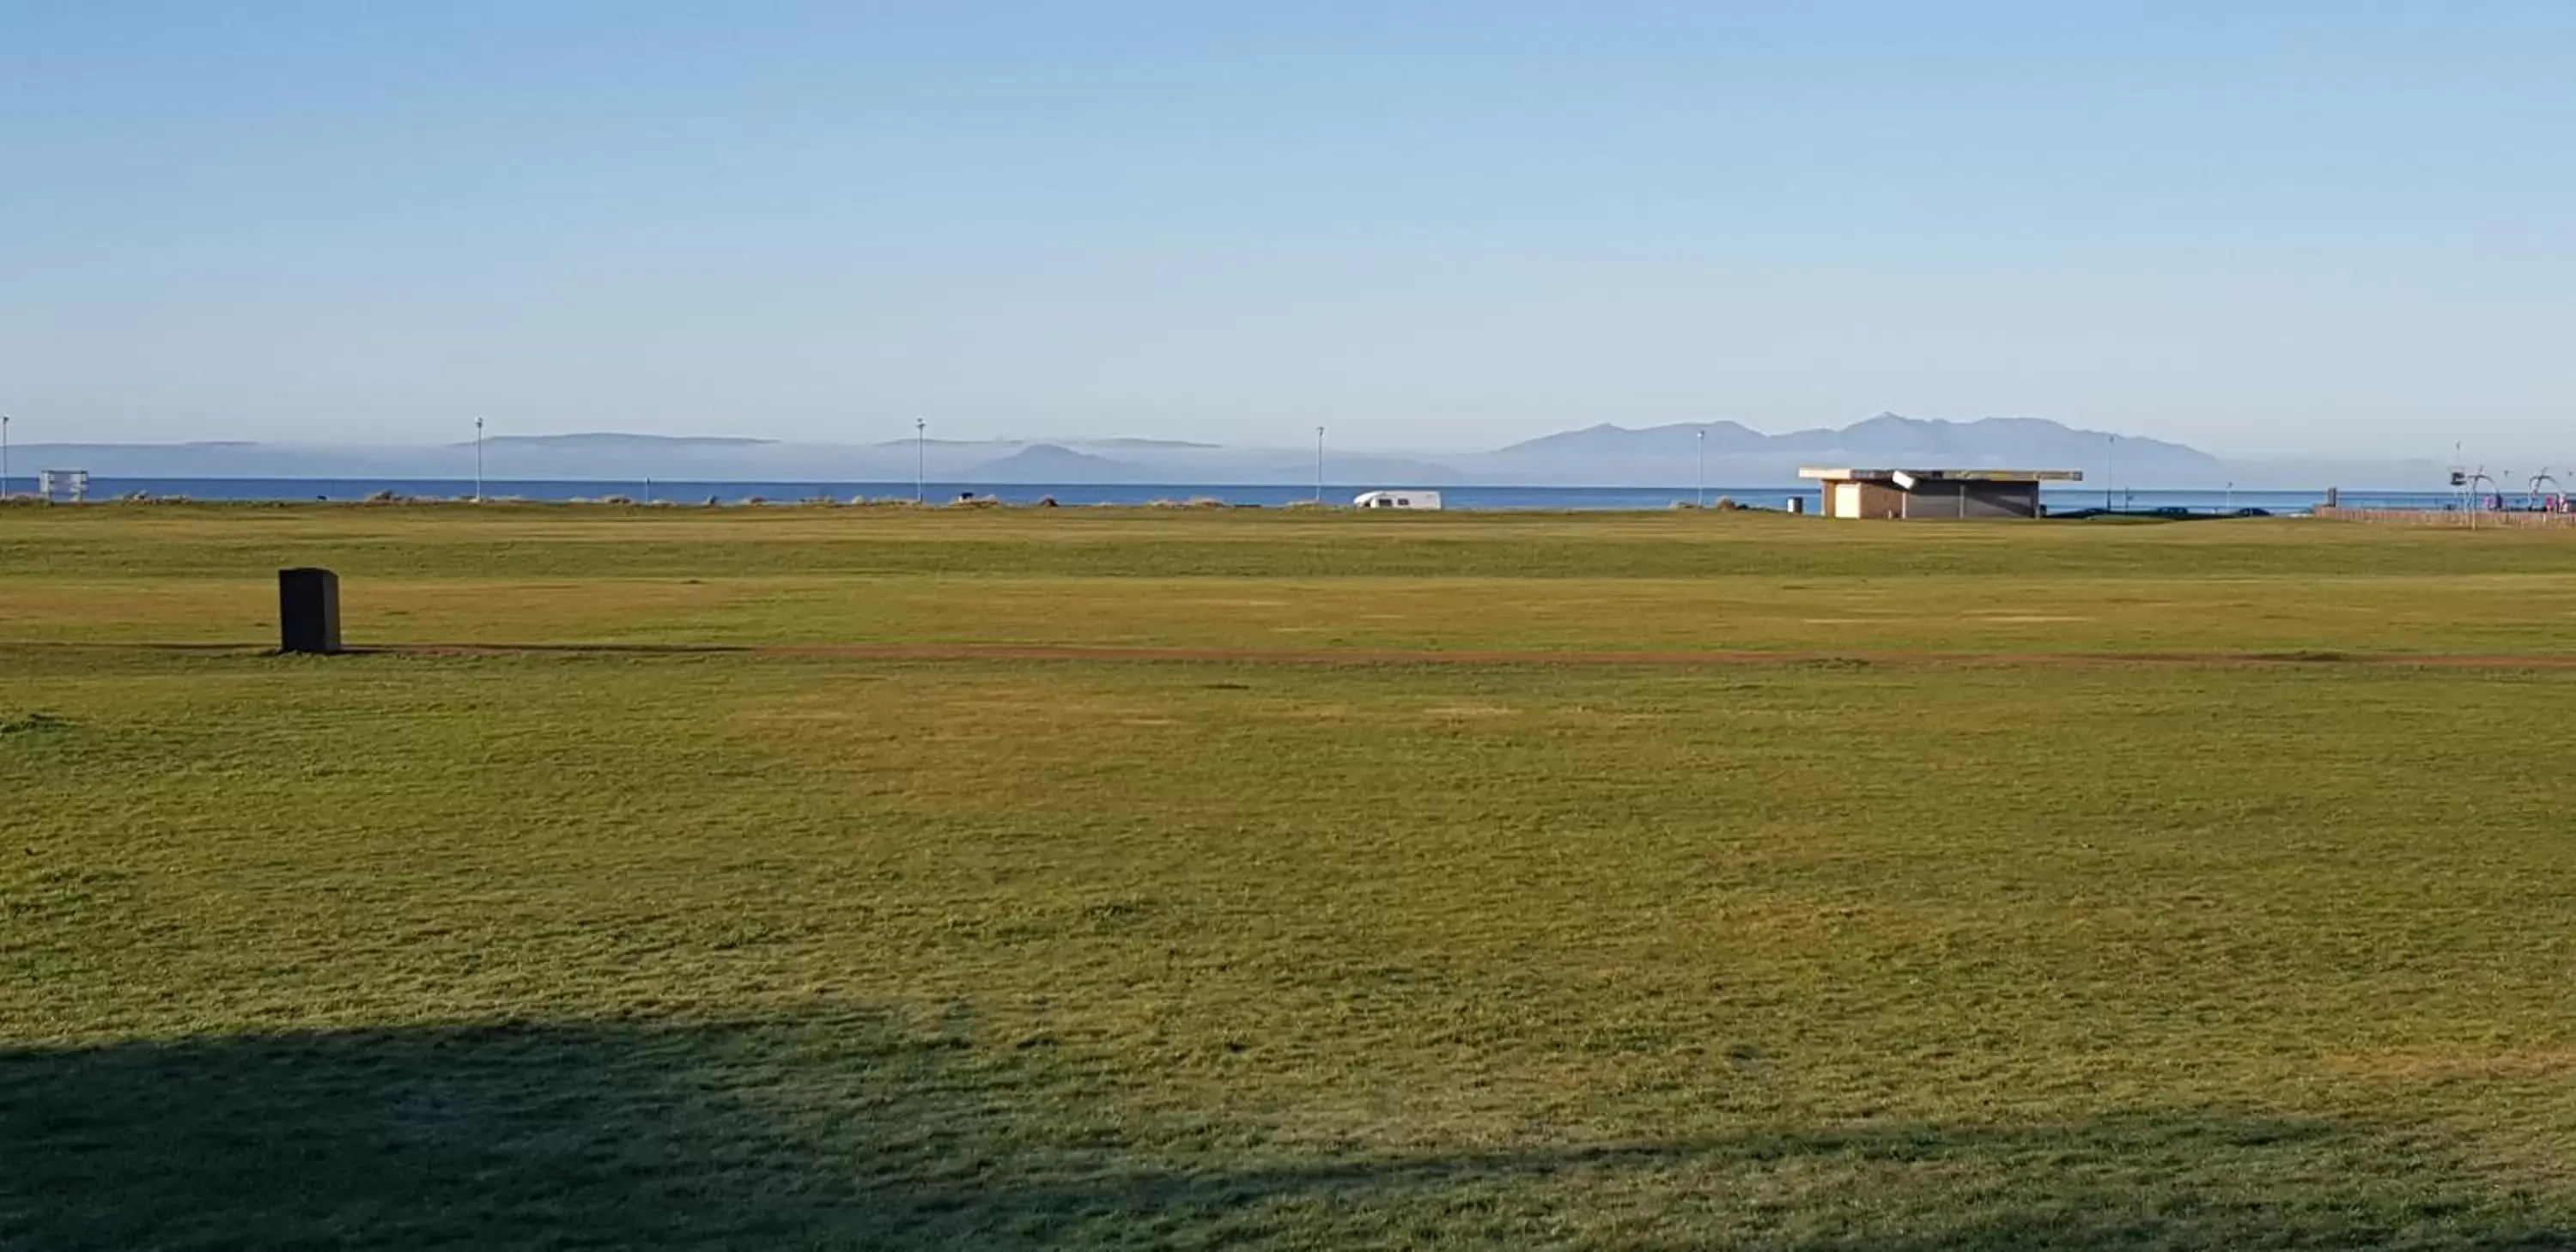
left=3, top=2, right=2569, bottom=456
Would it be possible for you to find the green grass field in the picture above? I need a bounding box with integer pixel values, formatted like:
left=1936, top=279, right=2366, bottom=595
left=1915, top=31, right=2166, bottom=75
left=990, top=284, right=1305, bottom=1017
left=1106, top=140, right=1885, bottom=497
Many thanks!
left=5, top=505, right=2574, bottom=1249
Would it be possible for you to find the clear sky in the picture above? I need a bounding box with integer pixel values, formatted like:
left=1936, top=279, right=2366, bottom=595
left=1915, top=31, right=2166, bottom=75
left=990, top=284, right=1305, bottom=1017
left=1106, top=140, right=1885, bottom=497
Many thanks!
left=4, top=2, right=2569, bottom=457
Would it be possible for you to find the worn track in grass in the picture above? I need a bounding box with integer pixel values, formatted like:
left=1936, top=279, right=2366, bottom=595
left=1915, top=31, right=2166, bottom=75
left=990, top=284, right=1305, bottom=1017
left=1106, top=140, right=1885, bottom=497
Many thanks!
left=14, top=639, right=2576, bottom=670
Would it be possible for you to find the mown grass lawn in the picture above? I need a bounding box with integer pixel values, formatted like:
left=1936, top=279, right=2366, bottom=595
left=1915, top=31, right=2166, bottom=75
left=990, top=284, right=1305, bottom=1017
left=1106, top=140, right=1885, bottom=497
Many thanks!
left=4, top=506, right=2573, bottom=1249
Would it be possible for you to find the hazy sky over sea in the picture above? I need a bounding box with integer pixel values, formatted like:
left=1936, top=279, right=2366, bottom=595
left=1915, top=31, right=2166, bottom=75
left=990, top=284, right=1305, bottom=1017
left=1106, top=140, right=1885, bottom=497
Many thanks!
left=4, top=3, right=2570, bottom=457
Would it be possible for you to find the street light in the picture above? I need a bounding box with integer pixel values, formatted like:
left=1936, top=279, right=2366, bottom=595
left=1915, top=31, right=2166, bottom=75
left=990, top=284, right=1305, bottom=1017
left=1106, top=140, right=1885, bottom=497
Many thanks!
left=474, top=416, right=486, bottom=503
left=1695, top=428, right=1706, bottom=508
left=1, top=412, right=11, bottom=501
left=914, top=417, right=927, bottom=504
left=1315, top=426, right=1325, bottom=504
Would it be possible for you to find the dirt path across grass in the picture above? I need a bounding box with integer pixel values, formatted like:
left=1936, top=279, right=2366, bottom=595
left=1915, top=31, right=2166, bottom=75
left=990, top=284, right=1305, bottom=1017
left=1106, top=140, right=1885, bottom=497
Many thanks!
left=20, top=640, right=2576, bottom=671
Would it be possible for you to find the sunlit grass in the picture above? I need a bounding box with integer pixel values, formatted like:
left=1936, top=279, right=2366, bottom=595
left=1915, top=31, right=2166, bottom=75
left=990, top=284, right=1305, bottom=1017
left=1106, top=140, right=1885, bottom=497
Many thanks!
left=4, top=507, right=2573, bottom=1248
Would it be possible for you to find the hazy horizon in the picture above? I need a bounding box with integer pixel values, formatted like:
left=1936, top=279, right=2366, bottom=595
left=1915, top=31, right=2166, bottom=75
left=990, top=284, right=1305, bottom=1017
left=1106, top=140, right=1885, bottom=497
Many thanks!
left=5, top=3, right=2569, bottom=461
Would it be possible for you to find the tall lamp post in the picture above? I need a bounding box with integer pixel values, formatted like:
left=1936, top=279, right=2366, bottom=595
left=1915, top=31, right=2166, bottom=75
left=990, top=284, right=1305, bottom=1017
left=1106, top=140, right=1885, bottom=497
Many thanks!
left=474, top=416, right=486, bottom=503
left=2105, top=434, right=2116, bottom=511
left=1695, top=427, right=1706, bottom=508
left=1, top=412, right=11, bottom=501
left=915, top=417, right=927, bottom=504
left=1314, top=426, right=1325, bottom=504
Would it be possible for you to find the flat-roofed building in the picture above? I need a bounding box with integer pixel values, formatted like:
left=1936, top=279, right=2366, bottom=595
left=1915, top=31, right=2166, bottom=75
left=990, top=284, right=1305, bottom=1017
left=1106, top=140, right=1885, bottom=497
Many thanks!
left=1798, top=467, right=2084, bottom=520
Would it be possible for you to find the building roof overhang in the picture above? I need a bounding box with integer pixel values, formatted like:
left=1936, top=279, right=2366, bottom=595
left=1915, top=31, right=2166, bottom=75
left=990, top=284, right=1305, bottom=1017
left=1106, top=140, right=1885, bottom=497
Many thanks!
left=1798, top=467, right=2086, bottom=483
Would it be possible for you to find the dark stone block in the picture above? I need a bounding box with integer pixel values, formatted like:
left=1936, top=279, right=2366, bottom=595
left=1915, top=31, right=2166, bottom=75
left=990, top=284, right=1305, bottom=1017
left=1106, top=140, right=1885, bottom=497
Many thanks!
left=278, top=568, right=342, bottom=654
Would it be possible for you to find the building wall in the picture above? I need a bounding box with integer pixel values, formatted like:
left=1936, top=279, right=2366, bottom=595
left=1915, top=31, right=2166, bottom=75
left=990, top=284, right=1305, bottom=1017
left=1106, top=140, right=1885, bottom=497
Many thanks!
left=1900, top=480, right=2038, bottom=520
left=1867, top=482, right=1913, bottom=519
left=1822, top=478, right=2041, bottom=520
left=1829, top=481, right=1908, bottom=520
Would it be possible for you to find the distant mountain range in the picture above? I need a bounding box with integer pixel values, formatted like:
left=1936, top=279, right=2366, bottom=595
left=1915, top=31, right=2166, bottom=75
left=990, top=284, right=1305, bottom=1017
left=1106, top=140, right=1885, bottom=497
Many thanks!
left=1481, top=415, right=2240, bottom=486
left=963, top=444, right=1145, bottom=482
left=471, top=433, right=775, bottom=449
left=1504, top=415, right=2208, bottom=464
left=4, top=416, right=2444, bottom=489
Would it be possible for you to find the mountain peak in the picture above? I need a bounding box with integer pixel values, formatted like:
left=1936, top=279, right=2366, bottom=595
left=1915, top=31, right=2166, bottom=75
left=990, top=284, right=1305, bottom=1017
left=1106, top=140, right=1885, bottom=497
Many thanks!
left=963, top=443, right=1146, bottom=483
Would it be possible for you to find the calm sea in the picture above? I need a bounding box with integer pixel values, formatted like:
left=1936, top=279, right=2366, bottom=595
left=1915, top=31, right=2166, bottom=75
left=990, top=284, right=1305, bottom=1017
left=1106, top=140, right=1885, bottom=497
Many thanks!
left=33, top=478, right=2481, bottom=515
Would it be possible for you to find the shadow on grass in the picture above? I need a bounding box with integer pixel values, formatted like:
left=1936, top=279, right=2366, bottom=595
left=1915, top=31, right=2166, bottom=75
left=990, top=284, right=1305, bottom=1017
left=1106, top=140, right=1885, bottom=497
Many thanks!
left=4, top=1012, right=2567, bottom=1249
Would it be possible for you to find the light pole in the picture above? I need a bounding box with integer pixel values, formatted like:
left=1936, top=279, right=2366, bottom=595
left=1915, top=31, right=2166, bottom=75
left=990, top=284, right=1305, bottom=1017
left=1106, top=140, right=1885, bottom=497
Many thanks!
left=2224, top=481, right=2234, bottom=513
left=2105, top=434, right=2116, bottom=511
left=1314, top=426, right=1325, bottom=504
left=1695, top=427, right=1706, bottom=508
left=1, top=412, right=11, bottom=501
left=474, top=416, right=486, bottom=503
left=914, top=417, right=927, bottom=504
